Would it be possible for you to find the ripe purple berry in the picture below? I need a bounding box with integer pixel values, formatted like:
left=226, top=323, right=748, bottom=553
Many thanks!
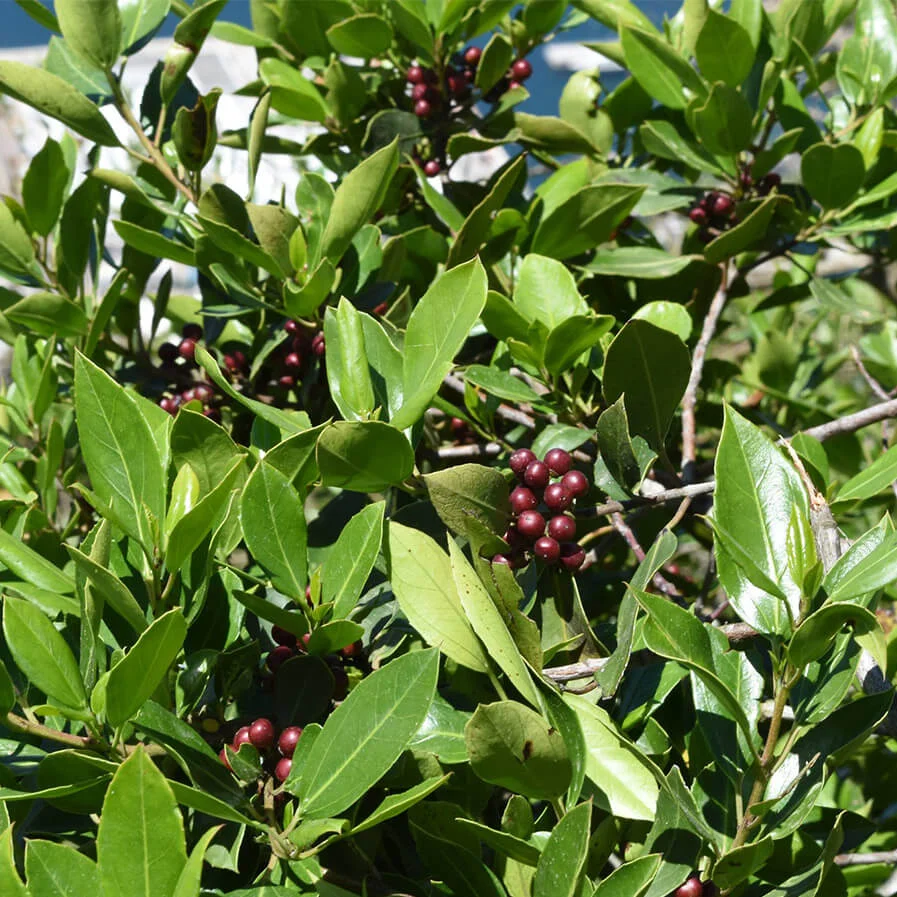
left=278, top=726, right=303, bottom=757
left=509, top=448, right=537, bottom=477
left=182, top=322, right=203, bottom=341
left=544, top=447, right=572, bottom=476
left=559, top=543, right=586, bottom=572
left=516, top=510, right=546, bottom=540
left=423, top=160, right=441, bottom=177
left=548, top=514, right=576, bottom=541
left=407, top=65, right=425, bottom=84
left=274, top=756, right=292, bottom=782
left=233, top=726, right=251, bottom=749
left=511, top=58, right=533, bottom=80
left=411, top=82, right=431, bottom=101
left=284, top=319, right=299, bottom=334
left=561, top=470, right=589, bottom=498
left=675, top=877, right=704, bottom=897
left=534, top=536, right=560, bottom=563
left=689, top=207, right=708, bottom=226
left=178, top=337, right=197, bottom=361
left=278, top=374, right=295, bottom=389
left=267, top=645, right=294, bottom=672
left=492, top=553, right=511, bottom=565
left=510, top=486, right=539, bottom=514
left=711, top=193, right=734, bottom=218
left=312, top=332, right=325, bottom=356
left=414, top=99, right=432, bottom=118
left=464, top=46, right=482, bottom=66
left=523, top=461, right=550, bottom=489
left=284, top=352, right=302, bottom=369
left=544, top=483, right=573, bottom=512
left=249, top=718, right=276, bottom=750
left=219, top=747, right=232, bottom=770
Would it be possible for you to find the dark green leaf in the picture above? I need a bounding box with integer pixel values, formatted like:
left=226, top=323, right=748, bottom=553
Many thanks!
left=801, top=142, right=866, bottom=209
left=621, top=27, right=706, bottom=108
left=25, top=840, right=100, bottom=897
left=326, top=14, right=392, bottom=57
left=317, top=421, right=414, bottom=492
left=56, top=0, right=122, bottom=69
left=22, top=138, right=69, bottom=236
left=695, top=10, right=755, bottom=85
left=324, top=501, right=385, bottom=619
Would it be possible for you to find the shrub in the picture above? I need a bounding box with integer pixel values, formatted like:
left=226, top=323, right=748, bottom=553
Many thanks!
left=0, top=0, right=895, bottom=895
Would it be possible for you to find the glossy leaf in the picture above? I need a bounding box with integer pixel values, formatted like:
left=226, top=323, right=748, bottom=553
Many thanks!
left=387, top=522, right=489, bottom=672
left=56, top=0, right=122, bottom=68
left=6, top=293, right=87, bottom=338
left=409, top=695, right=471, bottom=764
left=0, top=526, right=74, bottom=595
left=621, top=27, right=706, bottom=109
left=533, top=802, right=592, bottom=897
left=96, top=748, right=187, bottom=897
left=591, top=855, right=662, bottom=897
left=324, top=299, right=376, bottom=422
left=290, top=648, right=439, bottom=817
left=324, top=501, right=385, bottom=619
left=348, top=774, right=450, bottom=835
left=317, top=421, right=414, bottom=492
left=326, top=14, right=392, bottom=57
left=105, top=609, right=187, bottom=727
left=835, top=443, right=897, bottom=503
left=801, top=142, right=866, bottom=209
left=25, top=840, right=100, bottom=897
left=0, top=827, right=26, bottom=897
left=66, top=544, right=146, bottom=634
left=824, top=528, right=897, bottom=602
left=22, top=138, right=69, bottom=236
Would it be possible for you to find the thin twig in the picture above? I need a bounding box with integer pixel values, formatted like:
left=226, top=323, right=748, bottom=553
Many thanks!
left=851, top=345, right=892, bottom=402
left=682, top=266, right=729, bottom=481
left=443, top=374, right=536, bottom=429
left=433, top=442, right=502, bottom=460
left=834, top=850, right=897, bottom=868
left=611, top=512, right=679, bottom=596
left=800, top=397, right=897, bottom=442
left=579, top=480, right=716, bottom=518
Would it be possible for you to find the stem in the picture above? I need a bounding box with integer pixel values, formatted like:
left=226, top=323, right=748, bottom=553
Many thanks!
left=5, top=712, right=94, bottom=749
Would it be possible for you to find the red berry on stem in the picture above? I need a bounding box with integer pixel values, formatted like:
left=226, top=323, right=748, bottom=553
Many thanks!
left=233, top=726, right=252, bottom=749
left=424, top=160, right=441, bottom=177
left=341, top=640, right=363, bottom=659
left=219, top=747, right=232, bottom=770
left=509, top=448, right=537, bottom=476
left=267, top=645, right=294, bottom=672
left=278, top=374, right=295, bottom=389
left=548, top=514, right=576, bottom=541
left=503, top=526, right=525, bottom=550
left=414, top=99, right=432, bottom=118
left=159, top=397, right=177, bottom=415
left=194, top=384, right=214, bottom=403
left=312, top=333, right=325, bottom=356
left=675, top=877, right=704, bottom=897
left=559, top=542, right=586, bottom=572
left=275, top=756, right=292, bottom=782
left=464, top=46, right=482, bottom=65
left=249, top=718, right=275, bottom=750
left=278, top=726, right=303, bottom=757
left=182, top=322, right=203, bottom=341
left=178, top=338, right=197, bottom=361
left=407, top=65, right=424, bottom=84
left=511, top=58, right=533, bottom=80
left=284, top=352, right=302, bottom=369
left=510, top=486, right=539, bottom=514
left=544, top=483, right=573, bottom=512
left=711, top=193, right=734, bottom=218
left=411, top=82, right=431, bottom=101
left=272, top=625, right=294, bottom=646
left=507, top=80, right=523, bottom=91
left=523, top=460, right=550, bottom=489
left=561, top=470, right=589, bottom=498
left=517, top=510, right=546, bottom=540
left=534, top=536, right=560, bottom=563
left=689, top=207, right=708, bottom=226
left=492, top=553, right=511, bottom=565
left=285, top=319, right=299, bottom=334
left=544, top=447, right=572, bottom=475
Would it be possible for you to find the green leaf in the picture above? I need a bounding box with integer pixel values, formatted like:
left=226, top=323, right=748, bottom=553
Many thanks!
left=835, top=443, right=897, bottom=503
left=631, top=301, right=693, bottom=341
left=0, top=527, right=74, bottom=594
left=392, top=258, right=488, bottom=430
left=56, top=0, right=122, bottom=69
left=690, top=82, right=753, bottom=155
left=603, top=320, right=690, bottom=451
left=171, top=825, right=220, bottom=897
left=25, top=840, right=100, bottom=897
left=423, top=463, right=510, bottom=549
left=533, top=802, right=592, bottom=897
left=3, top=596, right=87, bottom=711
left=74, top=353, right=167, bottom=547
left=306, top=621, right=365, bottom=656
left=531, top=184, right=645, bottom=259
left=464, top=364, right=545, bottom=404
left=712, top=406, right=807, bottom=634
left=326, top=14, right=392, bottom=57
left=232, top=591, right=307, bottom=639
left=712, top=839, right=774, bottom=890
left=455, top=817, right=541, bottom=865
left=387, top=522, right=489, bottom=672
left=324, top=501, right=385, bottom=619
left=448, top=539, right=540, bottom=707
left=0, top=659, right=14, bottom=715
left=639, top=118, right=728, bottom=176
left=824, top=530, right=897, bottom=602
left=324, top=299, right=376, bottom=421
left=170, top=408, right=245, bottom=496
left=0, top=827, right=26, bottom=897
left=6, top=292, right=87, bottom=338
left=120, top=0, right=171, bottom=52
left=263, top=424, right=325, bottom=490
left=290, top=648, right=439, bottom=818
left=274, top=655, right=333, bottom=727
left=259, top=58, right=329, bottom=124
left=0, top=201, right=36, bottom=277
left=66, top=545, right=146, bottom=634
left=0, top=61, right=119, bottom=145
left=321, top=139, right=398, bottom=263
left=115, top=220, right=194, bottom=266
left=703, top=195, right=779, bottom=263
left=585, top=247, right=702, bottom=279
left=409, top=695, right=471, bottom=764
left=531, top=424, right=592, bottom=459
left=465, top=700, right=571, bottom=800
left=476, top=32, right=514, bottom=91
left=316, top=421, right=414, bottom=492
left=545, top=314, right=614, bottom=375
left=801, top=142, right=866, bottom=209
left=565, top=695, right=659, bottom=821
left=105, top=609, right=187, bottom=727
left=22, top=138, right=69, bottom=237
left=240, top=461, right=307, bottom=599
left=621, top=27, right=706, bottom=109
left=789, top=603, right=879, bottom=668
left=514, top=253, right=589, bottom=330
left=695, top=9, right=755, bottom=85
left=591, top=855, right=662, bottom=897
left=596, top=397, right=643, bottom=491
left=96, top=748, right=187, bottom=897
left=347, top=774, right=450, bottom=835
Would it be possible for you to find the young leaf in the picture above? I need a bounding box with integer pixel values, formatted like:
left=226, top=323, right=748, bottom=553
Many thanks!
left=25, top=839, right=100, bottom=897
left=324, top=299, right=376, bottom=421
left=323, top=501, right=385, bottom=619
left=172, top=825, right=222, bottom=897
left=96, top=748, right=187, bottom=897
left=533, top=802, right=592, bottom=897
left=290, top=647, right=439, bottom=818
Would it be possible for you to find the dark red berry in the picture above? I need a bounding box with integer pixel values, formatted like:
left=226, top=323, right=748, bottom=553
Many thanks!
left=517, top=510, right=546, bottom=540
left=503, top=526, right=526, bottom=551
left=331, top=665, right=349, bottom=701
left=675, top=877, right=704, bottom=897
left=274, top=756, right=292, bottom=782
left=182, top=322, right=203, bottom=341
left=689, top=207, right=708, bottom=226
left=411, top=82, right=431, bottom=101
left=463, top=66, right=476, bottom=83
left=219, top=747, right=232, bottom=770
left=492, top=553, right=511, bottom=565
left=424, top=160, right=441, bottom=177
left=272, top=625, right=294, bottom=646
left=178, top=338, right=197, bottom=361
left=510, top=486, right=539, bottom=514
left=182, top=388, right=197, bottom=404
left=561, top=470, right=589, bottom=498
left=758, top=172, right=781, bottom=195
left=284, top=352, right=302, bottom=368
left=523, top=461, right=550, bottom=489
left=464, top=46, right=482, bottom=65
left=414, top=98, right=432, bottom=118
left=341, top=640, right=363, bottom=659
left=312, top=333, right=325, bottom=356
left=193, top=383, right=214, bottom=403
left=159, top=397, right=177, bottom=415
left=299, top=631, right=312, bottom=651
left=544, top=483, right=573, bottom=512
left=267, top=645, right=294, bottom=672
left=511, top=58, right=532, bottom=80
left=534, top=536, right=560, bottom=563
left=447, top=73, right=468, bottom=96
left=509, top=448, right=537, bottom=476
left=739, top=169, right=753, bottom=188
left=285, top=319, right=299, bottom=334
left=158, top=343, right=178, bottom=364
left=711, top=194, right=734, bottom=218
left=278, top=374, right=295, bottom=389
left=548, top=514, right=576, bottom=541
left=233, top=726, right=251, bottom=749
left=507, top=80, right=523, bottom=91
left=544, top=448, right=572, bottom=476
left=559, top=543, right=586, bottom=572
left=249, top=718, right=275, bottom=750
left=407, top=65, right=424, bottom=84
left=278, top=726, right=303, bottom=757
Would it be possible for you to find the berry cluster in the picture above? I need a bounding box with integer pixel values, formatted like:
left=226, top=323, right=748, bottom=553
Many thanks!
left=264, top=624, right=355, bottom=702
left=495, top=447, right=589, bottom=571
left=739, top=163, right=781, bottom=197
left=688, top=191, right=737, bottom=243
left=157, top=323, right=222, bottom=421
left=407, top=48, right=533, bottom=176
left=219, top=716, right=302, bottom=783
left=675, top=876, right=718, bottom=897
